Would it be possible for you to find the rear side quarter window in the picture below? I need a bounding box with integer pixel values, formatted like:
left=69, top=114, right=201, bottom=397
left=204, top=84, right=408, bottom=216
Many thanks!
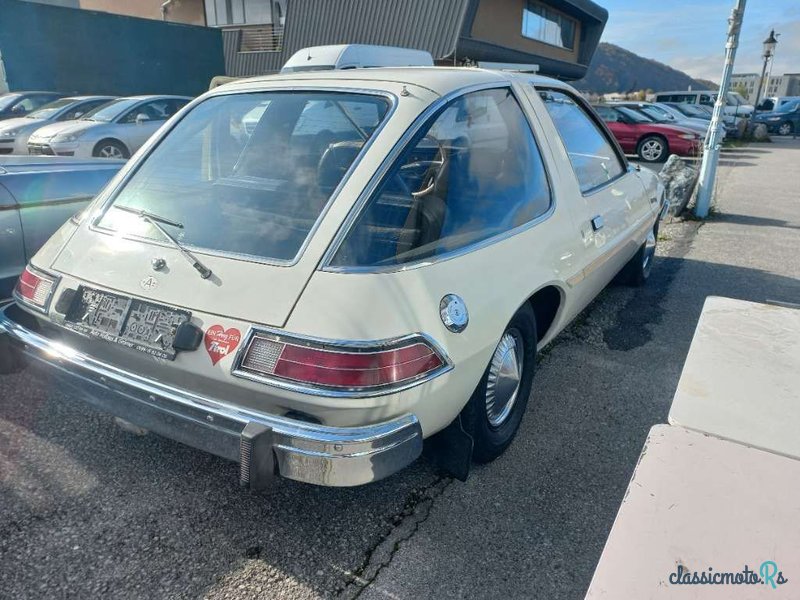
left=538, top=89, right=625, bottom=194
left=329, top=87, right=552, bottom=268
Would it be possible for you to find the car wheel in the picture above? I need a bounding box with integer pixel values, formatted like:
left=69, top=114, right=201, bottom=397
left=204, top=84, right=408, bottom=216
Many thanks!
left=620, top=221, right=658, bottom=286
left=460, top=303, right=537, bottom=463
left=0, top=335, right=26, bottom=375
left=93, top=139, right=129, bottom=159
left=637, top=135, right=668, bottom=162
left=778, top=122, right=793, bottom=136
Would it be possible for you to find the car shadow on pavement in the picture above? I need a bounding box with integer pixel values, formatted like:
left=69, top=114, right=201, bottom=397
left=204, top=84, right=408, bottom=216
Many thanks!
left=709, top=212, right=800, bottom=230
left=1, top=256, right=799, bottom=600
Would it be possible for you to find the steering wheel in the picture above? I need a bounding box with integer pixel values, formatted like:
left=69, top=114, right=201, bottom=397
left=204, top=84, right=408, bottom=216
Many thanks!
left=399, top=135, right=447, bottom=199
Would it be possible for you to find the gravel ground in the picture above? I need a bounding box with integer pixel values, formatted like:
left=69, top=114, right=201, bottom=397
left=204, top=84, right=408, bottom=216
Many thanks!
left=2, top=141, right=797, bottom=599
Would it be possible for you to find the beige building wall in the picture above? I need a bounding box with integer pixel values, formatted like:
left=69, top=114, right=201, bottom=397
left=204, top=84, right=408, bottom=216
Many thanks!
left=79, top=0, right=206, bottom=25
left=470, top=0, right=580, bottom=64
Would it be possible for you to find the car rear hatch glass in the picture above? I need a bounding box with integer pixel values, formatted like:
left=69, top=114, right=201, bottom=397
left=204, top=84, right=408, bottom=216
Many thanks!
left=51, top=90, right=391, bottom=327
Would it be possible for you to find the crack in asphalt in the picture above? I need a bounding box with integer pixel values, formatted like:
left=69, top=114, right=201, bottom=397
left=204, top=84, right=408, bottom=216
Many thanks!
left=337, top=477, right=453, bottom=600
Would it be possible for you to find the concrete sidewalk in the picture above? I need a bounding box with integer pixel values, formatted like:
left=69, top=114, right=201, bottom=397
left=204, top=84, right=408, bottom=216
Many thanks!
left=355, top=139, right=800, bottom=600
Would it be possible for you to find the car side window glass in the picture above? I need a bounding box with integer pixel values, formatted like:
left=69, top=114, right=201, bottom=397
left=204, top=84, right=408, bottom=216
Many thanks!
left=12, top=97, right=36, bottom=112
left=120, top=100, right=169, bottom=124
left=594, top=106, right=618, bottom=122
left=538, top=89, right=624, bottom=194
left=330, top=88, right=552, bottom=268
left=60, top=100, right=104, bottom=121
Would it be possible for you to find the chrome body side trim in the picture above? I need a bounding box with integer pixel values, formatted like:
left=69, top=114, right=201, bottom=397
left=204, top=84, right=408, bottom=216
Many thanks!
left=231, top=326, right=454, bottom=398
left=0, top=305, right=423, bottom=488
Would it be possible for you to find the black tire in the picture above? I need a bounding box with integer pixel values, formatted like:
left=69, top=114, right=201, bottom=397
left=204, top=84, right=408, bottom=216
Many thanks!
left=93, top=139, right=129, bottom=159
left=619, top=220, right=658, bottom=286
left=460, top=303, right=537, bottom=463
left=0, top=335, right=26, bottom=375
left=637, top=135, right=668, bottom=163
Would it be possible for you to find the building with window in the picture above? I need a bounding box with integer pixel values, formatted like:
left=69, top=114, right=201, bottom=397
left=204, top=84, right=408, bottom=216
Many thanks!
left=731, top=72, right=800, bottom=104
left=214, top=0, right=607, bottom=80
left=25, top=0, right=607, bottom=80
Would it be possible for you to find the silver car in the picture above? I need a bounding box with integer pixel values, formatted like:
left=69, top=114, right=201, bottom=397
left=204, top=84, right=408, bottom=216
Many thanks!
left=0, top=96, right=116, bottom=155
left=27, top=95, right=191, bottom=159
left=0, top=156, right=124, bottom=297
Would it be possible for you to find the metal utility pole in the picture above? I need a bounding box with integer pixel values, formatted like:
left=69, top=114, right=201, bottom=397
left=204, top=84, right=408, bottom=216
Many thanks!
left=695, top=0, right=747, bottom=218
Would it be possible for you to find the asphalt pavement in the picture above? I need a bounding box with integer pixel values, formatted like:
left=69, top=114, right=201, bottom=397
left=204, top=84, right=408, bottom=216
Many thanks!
left=1, top=140, right=799, bottom=599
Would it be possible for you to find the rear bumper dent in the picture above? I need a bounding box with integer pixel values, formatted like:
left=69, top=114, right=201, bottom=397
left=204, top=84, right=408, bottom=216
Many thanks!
left=0, top=305, right=423, bottom=488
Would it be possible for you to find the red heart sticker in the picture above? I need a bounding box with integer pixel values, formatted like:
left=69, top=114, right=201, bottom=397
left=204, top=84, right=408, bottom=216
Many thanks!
left=204, top=325, right=241, bottom=365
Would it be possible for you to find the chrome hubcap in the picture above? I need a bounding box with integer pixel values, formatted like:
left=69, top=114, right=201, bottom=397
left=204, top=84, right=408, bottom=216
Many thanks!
left=641, top=140, right=663, bottom=161
left=485, top=329, right=524, bottom=428
left=99, top=145, right=123, bottom=159
left=643, top=229, right=657, bottom=271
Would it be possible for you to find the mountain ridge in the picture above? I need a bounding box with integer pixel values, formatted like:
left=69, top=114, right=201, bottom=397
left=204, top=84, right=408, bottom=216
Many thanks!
left=573, top=42, right=719, bottom=94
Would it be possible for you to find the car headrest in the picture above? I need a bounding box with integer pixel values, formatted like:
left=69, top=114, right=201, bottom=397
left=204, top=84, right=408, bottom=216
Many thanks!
left=317, top=140, right=364, bottom=193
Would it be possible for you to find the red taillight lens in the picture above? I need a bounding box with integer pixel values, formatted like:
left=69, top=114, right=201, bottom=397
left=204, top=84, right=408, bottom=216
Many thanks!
left=238, top=334, right=447, bottom=392
left=14, top=266, right=56, bottom=309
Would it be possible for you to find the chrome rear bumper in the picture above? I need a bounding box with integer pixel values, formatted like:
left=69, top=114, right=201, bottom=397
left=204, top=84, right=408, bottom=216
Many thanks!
left=0, top=305, right=423, bottom=488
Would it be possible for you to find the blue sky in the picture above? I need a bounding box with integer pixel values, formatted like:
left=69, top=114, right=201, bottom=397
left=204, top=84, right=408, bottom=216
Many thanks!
left=599, top=0, right=800, bottom=81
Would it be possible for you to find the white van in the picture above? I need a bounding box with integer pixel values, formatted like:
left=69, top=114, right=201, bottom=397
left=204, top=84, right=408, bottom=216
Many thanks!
left=280, top=44, right=433, bottom=73
left=654, top=90, right=754, bottom=117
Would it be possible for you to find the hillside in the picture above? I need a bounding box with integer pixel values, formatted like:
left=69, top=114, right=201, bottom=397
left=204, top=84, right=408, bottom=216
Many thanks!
left=573, top=42, right=718, bottom=94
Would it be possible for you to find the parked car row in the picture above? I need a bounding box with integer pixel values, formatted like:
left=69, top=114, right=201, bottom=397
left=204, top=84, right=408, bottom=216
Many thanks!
left=593, top=102, right=704, bottom=162
left=0, top=92, right=191, bottom=158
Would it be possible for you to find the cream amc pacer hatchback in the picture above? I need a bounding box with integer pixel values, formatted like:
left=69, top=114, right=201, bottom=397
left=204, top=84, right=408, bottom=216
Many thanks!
left=1, top=67, right=666, bottom=489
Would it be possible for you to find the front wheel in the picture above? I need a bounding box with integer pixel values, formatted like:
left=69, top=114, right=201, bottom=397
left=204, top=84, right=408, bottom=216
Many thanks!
left=460, top=304, right=537, bottom=463
left=637, top=135, right=668, bottom=162
left=778, top=122, right=794, bottom=136
left=93, top=139, right=129, bottom=159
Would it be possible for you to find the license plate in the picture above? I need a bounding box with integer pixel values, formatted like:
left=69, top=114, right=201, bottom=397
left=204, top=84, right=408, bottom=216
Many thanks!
left=64, top=286, right=190, bottom=360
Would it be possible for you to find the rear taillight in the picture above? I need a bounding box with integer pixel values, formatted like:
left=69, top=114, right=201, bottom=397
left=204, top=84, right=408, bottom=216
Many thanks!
left=14, top=265, right=57, bottom=312
left=235, top=332, right=450, bottom=395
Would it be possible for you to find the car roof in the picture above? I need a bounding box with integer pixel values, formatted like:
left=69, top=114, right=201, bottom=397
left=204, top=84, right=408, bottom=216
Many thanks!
left=0, top=156, right=125, bottom=174
left=122, top=95, right=193, bottom=100
left=1, top=91, right=63, bottom=96
left=215, top=66, right=571, bottom=98
left=62, top=95, right=117, bottom=101
left=656, top=90, right=717, bottom=95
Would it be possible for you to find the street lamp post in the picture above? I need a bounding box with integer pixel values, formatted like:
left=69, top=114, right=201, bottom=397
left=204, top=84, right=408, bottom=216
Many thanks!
left=754, top=30, right=779, bottom=110
left=694, top=0, right=747, bottom=219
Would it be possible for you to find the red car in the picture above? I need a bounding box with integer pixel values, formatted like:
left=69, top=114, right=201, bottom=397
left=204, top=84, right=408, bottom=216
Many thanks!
left=593, top=105, right=702, bottom=162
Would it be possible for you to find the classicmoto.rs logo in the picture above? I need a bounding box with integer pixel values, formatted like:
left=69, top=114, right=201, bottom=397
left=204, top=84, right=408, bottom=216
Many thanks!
left=669, top=561, right=788, bottom=589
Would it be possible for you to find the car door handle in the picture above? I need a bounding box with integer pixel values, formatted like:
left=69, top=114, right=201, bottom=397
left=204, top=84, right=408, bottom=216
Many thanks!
left=591, top=215, right=604, bottom=231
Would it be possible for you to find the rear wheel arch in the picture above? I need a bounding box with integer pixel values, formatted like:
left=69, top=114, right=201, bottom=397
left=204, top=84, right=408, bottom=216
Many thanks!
left=526, top=285, right=563, bottom=344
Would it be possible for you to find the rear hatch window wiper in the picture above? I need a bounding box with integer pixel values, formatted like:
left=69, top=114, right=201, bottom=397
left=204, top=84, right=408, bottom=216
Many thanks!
left=115, top=205, right=213, bottom=280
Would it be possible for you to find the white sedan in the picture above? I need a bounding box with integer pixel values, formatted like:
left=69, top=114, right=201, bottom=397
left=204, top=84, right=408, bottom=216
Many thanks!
left=1, top=67, right=666, bottom=489
left=26, top=95, right=191, bottom=159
